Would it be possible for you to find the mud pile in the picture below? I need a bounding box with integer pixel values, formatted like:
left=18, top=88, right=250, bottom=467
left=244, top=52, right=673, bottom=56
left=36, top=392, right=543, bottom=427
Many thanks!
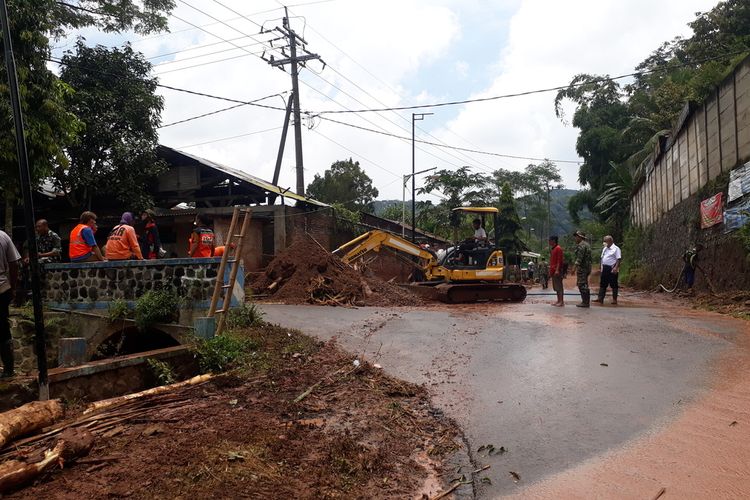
left=252, top=236, right=423, bottom=307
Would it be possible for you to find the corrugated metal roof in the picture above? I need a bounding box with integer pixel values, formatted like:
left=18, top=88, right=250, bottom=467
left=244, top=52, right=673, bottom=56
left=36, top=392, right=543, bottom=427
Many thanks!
left=159, top=146, right=329, bottom=208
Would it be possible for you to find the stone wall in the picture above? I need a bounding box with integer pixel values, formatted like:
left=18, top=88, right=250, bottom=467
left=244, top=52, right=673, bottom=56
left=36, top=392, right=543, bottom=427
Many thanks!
left=42, top=257, right=244, bottom=312
left=631, top=184, right=750, bottom=292
left=9, top=311, right=72, bottom=373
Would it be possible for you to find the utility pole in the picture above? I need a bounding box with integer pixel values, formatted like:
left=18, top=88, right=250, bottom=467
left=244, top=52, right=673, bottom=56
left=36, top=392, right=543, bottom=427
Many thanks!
left=0, top=0, right=48, bottom=400
left=265, top=8, right=322, bottom=196
left=402, top=167, right=436, bottom=238
left=411, top=113, right=432, bottom=242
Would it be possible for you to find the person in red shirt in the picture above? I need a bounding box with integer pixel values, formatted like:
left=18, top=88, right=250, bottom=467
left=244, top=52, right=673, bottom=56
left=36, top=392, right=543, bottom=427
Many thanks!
left=548, top=235, right=565, bottom=307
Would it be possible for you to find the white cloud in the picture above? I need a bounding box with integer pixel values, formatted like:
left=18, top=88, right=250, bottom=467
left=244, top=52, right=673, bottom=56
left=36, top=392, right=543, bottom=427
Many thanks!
left=59, top=0, right=722, bottom=201
left=434, top=0, right=719, bottom=191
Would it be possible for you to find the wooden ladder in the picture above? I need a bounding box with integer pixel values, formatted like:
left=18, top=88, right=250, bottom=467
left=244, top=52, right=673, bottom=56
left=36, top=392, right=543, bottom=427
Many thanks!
left=208, top=206, right=252, bottom=335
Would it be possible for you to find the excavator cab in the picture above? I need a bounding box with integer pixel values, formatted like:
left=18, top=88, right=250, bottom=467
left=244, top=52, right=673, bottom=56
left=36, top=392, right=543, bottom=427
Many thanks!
left=446, top=207, right=505, bottom=275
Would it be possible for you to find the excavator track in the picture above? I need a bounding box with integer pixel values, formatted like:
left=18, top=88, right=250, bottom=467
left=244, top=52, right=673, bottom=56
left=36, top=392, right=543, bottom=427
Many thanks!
left=405, top=282, right=527, bottom=304
left=434, top=282, right=527, bottom=304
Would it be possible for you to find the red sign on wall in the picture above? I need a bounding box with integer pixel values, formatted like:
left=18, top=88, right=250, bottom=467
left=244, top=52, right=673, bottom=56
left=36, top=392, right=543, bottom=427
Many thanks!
left=700, top=192, right=723, bottom=229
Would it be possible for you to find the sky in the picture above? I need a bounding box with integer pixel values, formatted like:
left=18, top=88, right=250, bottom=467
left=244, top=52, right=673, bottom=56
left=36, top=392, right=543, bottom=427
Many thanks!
left=52, top=0, right=721, bottom=203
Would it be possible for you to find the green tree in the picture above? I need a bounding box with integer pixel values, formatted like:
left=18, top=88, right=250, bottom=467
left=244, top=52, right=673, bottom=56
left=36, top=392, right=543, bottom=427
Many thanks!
left=0, top=0, right=81, bottom=230
left=0, top=0, right=174, bottom=228
left=418, top=166, right=489, bottom=238
left=307, top=158, right=379, bottom=212
left=56, top=41, right=165, bottom=209
left=495, top=182, right=525, bottom=254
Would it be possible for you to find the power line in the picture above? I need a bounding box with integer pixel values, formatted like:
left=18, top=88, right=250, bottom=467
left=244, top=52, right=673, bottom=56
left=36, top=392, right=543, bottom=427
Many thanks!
left=177, top=126, right=284, bottom=148
left=47, top=56, right=288, bottom=111
left=131, top=1, right=332, bottom=45
left=318, top=115, right=582, bottom=164
left=159, top=91, right=289, bottom=128
left=153, top=51, right=267, bottom=75
left=151, top=39, right=277, bottom=67
left=312, top=50, right=750, bottom=114
left=282, top=5, right=511, bottom=172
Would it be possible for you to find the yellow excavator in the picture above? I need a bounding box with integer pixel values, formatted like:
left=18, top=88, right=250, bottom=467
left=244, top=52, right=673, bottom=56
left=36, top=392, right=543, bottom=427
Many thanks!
left=333, top=207, right=527, bottom=303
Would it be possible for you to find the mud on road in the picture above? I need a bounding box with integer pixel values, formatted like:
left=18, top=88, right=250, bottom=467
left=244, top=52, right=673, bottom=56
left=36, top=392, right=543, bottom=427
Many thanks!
left=7, top=325, right=461, bottom=500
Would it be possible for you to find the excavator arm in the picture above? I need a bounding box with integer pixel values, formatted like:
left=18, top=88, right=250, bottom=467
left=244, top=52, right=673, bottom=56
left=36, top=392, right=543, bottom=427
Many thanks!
left=333, top=230, right=437, bottom=268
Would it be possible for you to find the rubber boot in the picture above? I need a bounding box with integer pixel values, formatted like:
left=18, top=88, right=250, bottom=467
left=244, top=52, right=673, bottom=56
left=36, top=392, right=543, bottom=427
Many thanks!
left=593, top=290, right=605, bottom=304
left=0, top=340, right=14, bottom=378
left=577, top=290, right=590, bottom=308
left=612, top=289, right=618, bottom=305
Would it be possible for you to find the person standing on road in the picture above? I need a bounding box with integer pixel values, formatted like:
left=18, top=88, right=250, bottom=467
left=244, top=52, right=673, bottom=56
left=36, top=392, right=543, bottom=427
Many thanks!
left=539, top=259, right=549, bottom=289
left=528, top=260, right=535, bottom=282
left=548, top=236, right=564, bottom=307
left=595, top=235, right=621, bottom=305
left=0, top=229, right=21, bottom=378
left=571, top=230, right=592, bottom=308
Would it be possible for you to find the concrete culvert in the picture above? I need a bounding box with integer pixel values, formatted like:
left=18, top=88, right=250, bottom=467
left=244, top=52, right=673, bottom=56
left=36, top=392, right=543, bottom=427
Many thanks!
left=91, top=326, right=180, bottom=361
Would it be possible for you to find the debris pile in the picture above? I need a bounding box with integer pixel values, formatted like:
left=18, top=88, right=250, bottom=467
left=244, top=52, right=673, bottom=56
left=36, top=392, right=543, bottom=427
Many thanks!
left=252, top=236, right=423, bottom=307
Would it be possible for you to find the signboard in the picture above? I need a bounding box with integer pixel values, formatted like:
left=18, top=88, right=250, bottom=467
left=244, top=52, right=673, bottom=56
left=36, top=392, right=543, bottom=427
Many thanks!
left=700, top=192, right=723, bottom=229
left=728, top=161, right=750, bottom=202
left=724, top=196, right=750, bottom=233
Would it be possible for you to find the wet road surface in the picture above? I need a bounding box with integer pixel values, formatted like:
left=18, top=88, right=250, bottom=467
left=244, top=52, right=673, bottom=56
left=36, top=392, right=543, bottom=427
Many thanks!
left=260, top=293, right=746, bottom=498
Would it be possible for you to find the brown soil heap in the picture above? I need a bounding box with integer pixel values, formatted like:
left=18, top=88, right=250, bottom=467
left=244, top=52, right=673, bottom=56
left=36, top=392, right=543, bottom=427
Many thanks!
left=252, top=236, right=423, bottom=307
left=6, top=326, right=460, bottom=499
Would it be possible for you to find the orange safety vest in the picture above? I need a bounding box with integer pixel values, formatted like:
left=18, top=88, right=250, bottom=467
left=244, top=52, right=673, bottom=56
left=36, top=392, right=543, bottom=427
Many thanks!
left=69, top=224, right=95, bottom=260
left=189, top=228, right=214, bottom=257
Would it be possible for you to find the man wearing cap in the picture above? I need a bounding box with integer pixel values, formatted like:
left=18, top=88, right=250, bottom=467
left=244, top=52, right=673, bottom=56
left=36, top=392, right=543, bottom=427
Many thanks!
left=595, top=235, right=621, bottom=305
left=571, top=230, right=592, bottom=308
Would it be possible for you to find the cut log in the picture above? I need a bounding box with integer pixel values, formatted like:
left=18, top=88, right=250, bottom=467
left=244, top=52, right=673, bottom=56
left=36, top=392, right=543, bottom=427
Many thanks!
left=83, top=374, right=212, bottom=414
left=0, top=428, right=93, bottom=493
left=0, top=400, right=64, bottom=449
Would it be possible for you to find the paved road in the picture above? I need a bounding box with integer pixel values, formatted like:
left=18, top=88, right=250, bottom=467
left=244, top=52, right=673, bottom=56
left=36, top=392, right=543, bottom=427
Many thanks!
left=260, top=294, right=737, bottom=497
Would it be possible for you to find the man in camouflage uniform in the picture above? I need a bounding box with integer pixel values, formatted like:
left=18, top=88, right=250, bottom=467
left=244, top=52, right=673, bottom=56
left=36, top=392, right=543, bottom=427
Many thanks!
left=571, top=230, right=592, bottom=308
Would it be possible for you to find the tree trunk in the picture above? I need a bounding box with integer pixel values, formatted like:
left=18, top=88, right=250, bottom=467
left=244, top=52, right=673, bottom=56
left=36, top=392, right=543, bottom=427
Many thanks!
left=0, top=400, right=64, bottom=449
left=0, top=428, right=93, bottom=493
left=4, top=193, right=13, bottom=234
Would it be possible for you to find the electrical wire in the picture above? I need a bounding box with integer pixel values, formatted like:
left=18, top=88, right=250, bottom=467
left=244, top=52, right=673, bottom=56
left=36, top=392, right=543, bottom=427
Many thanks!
left=311, top=50, right=750, bottom=114
left=177, top=126, right=284, bottom=148
left=159, top=90, right=289, bottom=128
left=153, top=51, right=266, bottom=75
left=318, top=115, right=582, bottom=163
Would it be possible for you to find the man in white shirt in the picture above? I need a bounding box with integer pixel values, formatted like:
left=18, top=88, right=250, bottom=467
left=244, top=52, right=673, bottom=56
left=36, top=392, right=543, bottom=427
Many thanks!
left=0, top=229, right=21, bottom=378
left=595, top=235, right=621, bottom=305
left=472, top=219, right=487, bottom=243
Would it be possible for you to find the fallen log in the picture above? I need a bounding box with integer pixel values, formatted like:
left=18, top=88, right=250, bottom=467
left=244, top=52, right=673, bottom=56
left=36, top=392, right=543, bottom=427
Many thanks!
left=83, top=374, right=213, bottom=414
left=0, top=428, right=93, bottom=493
left=0, top=400, right=64, bottom=449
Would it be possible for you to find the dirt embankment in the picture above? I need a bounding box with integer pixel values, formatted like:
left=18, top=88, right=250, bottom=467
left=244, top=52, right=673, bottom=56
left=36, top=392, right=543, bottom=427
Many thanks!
left=6, top=325, right=459, bottom=499
left=252, top=236, right=423, bottom=307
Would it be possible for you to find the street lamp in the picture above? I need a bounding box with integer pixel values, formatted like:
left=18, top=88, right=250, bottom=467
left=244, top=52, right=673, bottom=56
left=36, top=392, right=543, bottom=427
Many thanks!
left=412, top=112, right=433, bottom=242
left=402, top=167, right=436, bottom=238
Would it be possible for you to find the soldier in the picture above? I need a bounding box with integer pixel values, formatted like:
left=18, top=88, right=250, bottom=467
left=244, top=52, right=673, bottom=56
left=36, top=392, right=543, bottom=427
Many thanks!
left=571, top=230, right=592, bottom=308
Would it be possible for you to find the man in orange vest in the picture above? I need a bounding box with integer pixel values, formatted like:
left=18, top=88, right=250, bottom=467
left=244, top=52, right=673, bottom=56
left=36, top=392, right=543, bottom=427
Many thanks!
left=188, top=214, right=215, bottom=258
left=69, top=211, right=105, bottom=262
left=106, top=212, right=143, bottom=260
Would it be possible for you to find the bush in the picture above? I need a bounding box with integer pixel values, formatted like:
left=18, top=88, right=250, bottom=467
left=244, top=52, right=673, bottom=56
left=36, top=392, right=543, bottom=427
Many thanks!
left=146, top=358, right=176, bottom=385
left=225, top=303, right=265, bottom=329
left=108, top=299, right=129, bottom=323
left=193, top=334, right=258, bottom=373
left=134, top=289, right=181, bottom=331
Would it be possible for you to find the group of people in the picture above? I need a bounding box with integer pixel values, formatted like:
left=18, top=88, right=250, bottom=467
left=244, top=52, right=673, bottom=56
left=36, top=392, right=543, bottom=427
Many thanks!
left=547, top=231, right=622, bottom=308
left=68, top=210, right=164, bottom=262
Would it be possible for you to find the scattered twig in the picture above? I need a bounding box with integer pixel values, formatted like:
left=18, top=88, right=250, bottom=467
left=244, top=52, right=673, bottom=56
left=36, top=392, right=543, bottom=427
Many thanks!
left=472, top=464, right=490, bottom=474
left=652, top=487, right=666, bottom=500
